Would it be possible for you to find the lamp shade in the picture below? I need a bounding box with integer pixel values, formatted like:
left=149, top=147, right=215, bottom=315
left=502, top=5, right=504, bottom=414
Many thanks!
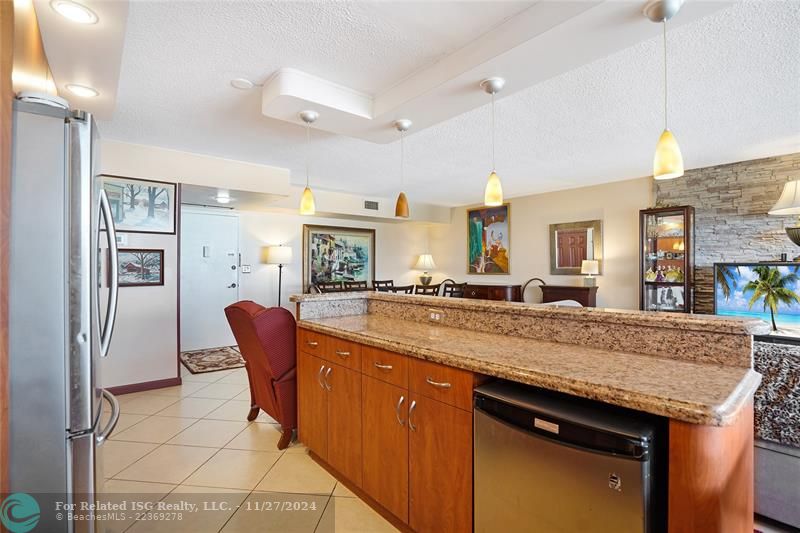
left=262, top=245, right=293, bottom=265
left=414, top=254, right=436, bottom=270
left=769, top=180, right=800, bottom=215
left=484, top=171, right=503, bottom=206
left=653, top=129, right=684, bottom=180
left=581, top=259, right=599, bottom=275
left=395, top=192, right=409, bottom=218
left=299, top=186, right=315, bottom=216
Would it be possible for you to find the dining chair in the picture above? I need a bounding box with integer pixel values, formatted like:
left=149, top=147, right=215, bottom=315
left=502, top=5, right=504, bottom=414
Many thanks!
left=316, top=281, right=344, bottom=293
left=442, top=282, right=467, bottom=298
left=372, top=279, right=394, bottom=291
left=343, top=281, right=368, bottom=291
left=415, top=284, right=441, bottom=296
left=390, top=285, right=414, bottom=294
left=521, top=277, right=547, bottom=302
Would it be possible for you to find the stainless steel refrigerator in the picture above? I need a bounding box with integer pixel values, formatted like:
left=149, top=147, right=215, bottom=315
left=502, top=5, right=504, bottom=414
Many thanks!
left=9, top=96, right=120, bottom=532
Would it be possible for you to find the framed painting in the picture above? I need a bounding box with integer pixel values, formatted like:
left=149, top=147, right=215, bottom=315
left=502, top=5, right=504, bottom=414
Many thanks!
left=102, top=175, right=177, bottom=234
left=467, top=203, right=510, bottom=274
left=114, top=248, right=165, bottom=287
left=303, top=225, right=375, bottom=292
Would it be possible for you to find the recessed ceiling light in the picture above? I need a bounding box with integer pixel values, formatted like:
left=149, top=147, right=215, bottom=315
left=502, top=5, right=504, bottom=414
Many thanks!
left=230, top=78, right=254, bottom=90
left=65, top=84, right=99, bottom=98
left=50, top=0, right=98, bottom=24
left=213, top=193, right=233, bottom=204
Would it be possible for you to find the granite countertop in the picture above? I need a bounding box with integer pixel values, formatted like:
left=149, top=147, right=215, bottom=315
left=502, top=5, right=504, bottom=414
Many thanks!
left=297, top=314, right=761, bottom=426
left=291, top=291, right=770, bottom=336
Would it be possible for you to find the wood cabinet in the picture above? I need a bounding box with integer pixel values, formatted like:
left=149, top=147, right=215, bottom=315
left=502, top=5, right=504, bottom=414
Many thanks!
left=362, top=376, right=409, bottom=522
left=298, top=328, right=478, bottom=532
left=462, top=283, right=522, bottom=302
left=408, top=393, right=473, bottom=533
left=540, top=284, right=598, bottom=307
left=297, top=350, right=328, bottom=459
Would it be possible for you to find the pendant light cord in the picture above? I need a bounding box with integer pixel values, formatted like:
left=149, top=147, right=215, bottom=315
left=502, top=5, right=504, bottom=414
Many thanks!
left=305, top=120, right=311, bottom=188
left=491, top=91, right=496, bottom=171
left=400, top=129, right=405, bottom=188
left=663, top=20, right=668, bottom=131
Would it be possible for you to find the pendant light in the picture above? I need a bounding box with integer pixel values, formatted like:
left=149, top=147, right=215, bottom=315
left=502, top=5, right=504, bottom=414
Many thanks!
left=298, top=110, right=319, bottom=215
left=393, top=119, right=412, bottom=218
left=480, top=77, right=505, bottom=206
left=645, top=0, right=684, bottom=180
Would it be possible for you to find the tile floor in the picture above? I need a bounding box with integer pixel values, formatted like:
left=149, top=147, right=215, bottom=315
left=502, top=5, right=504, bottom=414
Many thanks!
left=101, top=366, right=398, bottom=533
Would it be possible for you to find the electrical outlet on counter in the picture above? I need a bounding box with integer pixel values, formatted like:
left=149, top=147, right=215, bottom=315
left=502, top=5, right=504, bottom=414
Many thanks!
left=241, top=265, right=251, bottom=273
left=428, top=309, right=445, bottom=322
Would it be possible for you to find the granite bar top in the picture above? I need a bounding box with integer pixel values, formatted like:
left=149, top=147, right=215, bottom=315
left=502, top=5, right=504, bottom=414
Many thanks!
left=297, top=313, right=761, bottom=426
left=291, top=291, right=770, bottom=336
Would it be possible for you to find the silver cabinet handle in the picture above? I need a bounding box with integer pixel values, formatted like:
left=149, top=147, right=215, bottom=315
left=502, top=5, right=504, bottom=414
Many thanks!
left=335, top=350, right=350, bottom=358
left=96, top=389, right=120, bottom=445
left=408, top=400, right=417, bottom=432
left=98, top=189, right=118, bottom=358
left=306, top=340, right=319, bottom=347
left=317, top=365, right=326, bottom=390
left=324, top=367, right=333, bottom=391
left=395, top=395, right=405, bottom=426
left=425, top=376, right=452, bottom=389
left=374, top=362, right=393, bottom=371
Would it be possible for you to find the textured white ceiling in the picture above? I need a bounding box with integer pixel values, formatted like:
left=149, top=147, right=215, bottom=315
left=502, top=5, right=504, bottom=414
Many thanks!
left=98, top=0, right=800, bottom=207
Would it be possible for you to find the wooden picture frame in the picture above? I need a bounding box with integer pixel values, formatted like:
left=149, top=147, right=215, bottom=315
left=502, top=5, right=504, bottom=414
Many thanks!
left=549, top=219, right=603, bottom=275
left=114, top=248, right=165, bottom=287
left=102, top=174, right=177, bottom=234
left=467, top=203, right=511, bottom=275
left=302, top=225, right=376, bottom=293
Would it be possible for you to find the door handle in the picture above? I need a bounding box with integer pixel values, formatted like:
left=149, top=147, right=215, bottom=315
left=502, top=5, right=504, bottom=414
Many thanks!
left=317, top=365, right=326, bottom=390
left=395, top=395, right=405, bottom=426
left=408, top=400, right=417, bottom=432
left=373, top=362, right=393, bottom=372
left=306, top=341, right=319, bottom=347
left=425, top=376, right=452, bottom=389
left=96, top=389, right=120, bottom=445
left=334, top=350, right=350, bottom=359
left=323, top=367, right=332, bottom=391
left=227, top=283, right=237, bottom=288
left=98, top=189, right=119, bottom=358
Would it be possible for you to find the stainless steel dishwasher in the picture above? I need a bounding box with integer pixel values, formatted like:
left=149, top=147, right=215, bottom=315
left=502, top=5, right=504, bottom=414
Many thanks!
left=474, top=381, right=658, bottom=533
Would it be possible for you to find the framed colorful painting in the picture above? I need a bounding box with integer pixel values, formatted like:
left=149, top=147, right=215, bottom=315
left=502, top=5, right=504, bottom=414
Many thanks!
left=102, top=175, right=177, bottom=234
left=467, top=203, right=510, bottom=274
left=303, top=225, right=375, bottom=292
left=114, top=249, right=165, bottom=287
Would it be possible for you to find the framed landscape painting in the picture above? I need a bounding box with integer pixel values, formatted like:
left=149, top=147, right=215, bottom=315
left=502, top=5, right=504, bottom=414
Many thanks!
left=467, top=203, right=510, bottom=274
left=114, top=249, right=164, bottom=287
left=303, top=225, right=375, bottom=292
left=102, top=175, right=177, bottom=234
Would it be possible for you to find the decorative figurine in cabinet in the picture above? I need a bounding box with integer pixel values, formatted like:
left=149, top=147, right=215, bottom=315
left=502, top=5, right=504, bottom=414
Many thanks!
left=640, top=206, right=694, bottom=312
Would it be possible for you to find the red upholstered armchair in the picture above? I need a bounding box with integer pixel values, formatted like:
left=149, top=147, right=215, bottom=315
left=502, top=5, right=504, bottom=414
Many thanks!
left=224, top=301, right=297, bottom=449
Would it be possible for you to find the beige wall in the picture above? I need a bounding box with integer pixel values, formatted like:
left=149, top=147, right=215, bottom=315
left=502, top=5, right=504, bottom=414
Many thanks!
left=430, top=177, right=654, bottom=309
left=237, top=210, right=430, bottom=308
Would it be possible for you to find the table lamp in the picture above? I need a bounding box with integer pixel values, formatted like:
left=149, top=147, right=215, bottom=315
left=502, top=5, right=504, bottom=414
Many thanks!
left=262, top=245, right=293, bottom=306
left=415, top=254, right=436, bottom=286
left=769, top=180, right=800, bottom=259
left=581, top=260, right=599, bottom=287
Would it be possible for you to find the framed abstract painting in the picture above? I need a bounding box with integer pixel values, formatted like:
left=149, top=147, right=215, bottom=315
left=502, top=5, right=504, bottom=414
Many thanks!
left=302, top=225, right=376, bottom=292
left=102, top=175, right=177, bottom=234
left=467, top=203, right=510, bottom=274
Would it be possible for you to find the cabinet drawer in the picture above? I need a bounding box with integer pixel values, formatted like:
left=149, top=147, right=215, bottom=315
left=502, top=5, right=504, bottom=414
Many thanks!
left=409, top=358, right=474, bottom=411
left=299, top=328, right=328, bottom=356
left=362, top=346, right=408, bottom=389
left=325, top=336, right=362, bottom=371
left=464, top=286, right=488, bottom=300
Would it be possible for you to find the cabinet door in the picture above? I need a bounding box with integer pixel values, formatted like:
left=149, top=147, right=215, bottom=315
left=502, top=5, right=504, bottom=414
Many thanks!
left=362, top=376, right=409, bottom=523
left=297, top=351, right=328, bottom=460
left=409, top=394, right=473, bottom=533
left=326, top=362, right=363, bottom=487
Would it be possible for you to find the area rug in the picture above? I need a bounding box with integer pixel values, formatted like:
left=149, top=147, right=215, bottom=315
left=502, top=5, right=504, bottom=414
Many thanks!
left=180, top=346, right=245, bottom=374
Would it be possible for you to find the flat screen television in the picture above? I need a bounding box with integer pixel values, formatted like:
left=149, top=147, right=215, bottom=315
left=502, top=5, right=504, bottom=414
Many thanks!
left=714, top=262, right=800, bottom=340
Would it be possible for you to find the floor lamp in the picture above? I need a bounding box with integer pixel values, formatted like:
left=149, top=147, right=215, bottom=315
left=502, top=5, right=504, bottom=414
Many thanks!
left=262, top=245, right=293, bottom=307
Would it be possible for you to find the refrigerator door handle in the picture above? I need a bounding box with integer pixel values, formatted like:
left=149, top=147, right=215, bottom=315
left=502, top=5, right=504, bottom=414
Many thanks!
left=96, top=389, right=120, bottom=445
left=98, top=188, right=119, bottom=358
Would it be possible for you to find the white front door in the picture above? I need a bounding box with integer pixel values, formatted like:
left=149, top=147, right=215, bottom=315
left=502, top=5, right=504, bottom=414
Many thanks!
left=180, top=208, right=240, bottom=351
